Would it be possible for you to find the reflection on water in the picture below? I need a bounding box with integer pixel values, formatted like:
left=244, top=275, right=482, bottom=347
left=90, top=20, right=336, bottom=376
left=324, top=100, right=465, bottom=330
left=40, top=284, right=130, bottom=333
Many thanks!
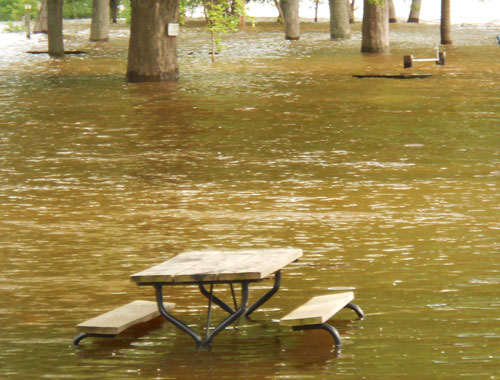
left=0, top=20, right=499, bottom=379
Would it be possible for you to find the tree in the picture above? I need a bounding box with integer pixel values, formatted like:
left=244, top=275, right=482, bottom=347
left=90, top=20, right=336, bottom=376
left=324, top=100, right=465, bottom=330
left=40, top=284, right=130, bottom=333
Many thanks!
left=90, top=0, right=109, bottom=41
left=361, top=0, right=389, bottom=53
left=47, top=0, right=64, bottom=57
left=407, top=0, right=421, bottom=23
left=440, top=0, right=452, bottom=44
left=388, top=0, right=396, bottom=23
left=273, top=0, right=285, bottom=23
left=110, top=0, right=119, bottom=23
left=280, top=0, right=299, bottom=40
left=314, top=0, right=320, bottom=23
left=126, top=0, right=180, bottom=82
left=34, top=0, right=48, bottom=33
left=329, top=0, right=350, bottom=39
left=90, top=0, right=110, bottom=41
left=203, top=0, right=243, bottom=62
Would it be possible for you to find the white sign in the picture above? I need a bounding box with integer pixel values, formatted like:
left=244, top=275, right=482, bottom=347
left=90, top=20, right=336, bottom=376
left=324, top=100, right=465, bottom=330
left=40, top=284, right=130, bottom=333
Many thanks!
left=167, top=23, right=179, bottom=37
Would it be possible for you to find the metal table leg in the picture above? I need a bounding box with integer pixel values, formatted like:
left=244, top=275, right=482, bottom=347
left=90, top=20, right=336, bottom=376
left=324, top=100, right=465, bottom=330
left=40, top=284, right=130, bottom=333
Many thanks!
left=198, top=283, right=235, bottom=314
left=204, top=281, right=249, bottom=347
left=155, top=282, right=250, bottom=348
left=244, top=270, right=281, bottom=318
left=154, top=284, right=203, bottom=347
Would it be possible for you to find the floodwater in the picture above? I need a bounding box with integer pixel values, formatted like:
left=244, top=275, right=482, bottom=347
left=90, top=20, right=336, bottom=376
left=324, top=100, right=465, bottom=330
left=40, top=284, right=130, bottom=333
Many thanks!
left=0, top=19, right=499, bottom=379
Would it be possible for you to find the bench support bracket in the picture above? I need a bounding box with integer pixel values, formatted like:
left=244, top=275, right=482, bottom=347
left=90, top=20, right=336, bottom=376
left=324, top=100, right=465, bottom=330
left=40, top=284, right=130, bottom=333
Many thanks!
left=73, top=333, right=116, bottom=346
left=345, top=302, right=365, bottom=319
left=286, top=301, right=364, bottom=347
left=293, top=323, right=342, bottom=346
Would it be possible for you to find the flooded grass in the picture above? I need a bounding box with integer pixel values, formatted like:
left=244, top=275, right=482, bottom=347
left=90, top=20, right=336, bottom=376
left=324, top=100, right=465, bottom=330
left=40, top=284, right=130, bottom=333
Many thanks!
left=0, top=19, right=499, bottom=379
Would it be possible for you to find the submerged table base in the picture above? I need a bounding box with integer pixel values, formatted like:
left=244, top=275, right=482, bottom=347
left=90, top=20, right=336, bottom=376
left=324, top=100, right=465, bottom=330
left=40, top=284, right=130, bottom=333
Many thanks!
left=141, top=271, right=281, bottom=348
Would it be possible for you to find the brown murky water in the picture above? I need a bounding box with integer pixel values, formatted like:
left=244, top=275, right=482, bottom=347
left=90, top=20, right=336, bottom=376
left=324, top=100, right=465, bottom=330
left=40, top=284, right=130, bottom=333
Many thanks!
left=0, top=19, right=499, bottom=379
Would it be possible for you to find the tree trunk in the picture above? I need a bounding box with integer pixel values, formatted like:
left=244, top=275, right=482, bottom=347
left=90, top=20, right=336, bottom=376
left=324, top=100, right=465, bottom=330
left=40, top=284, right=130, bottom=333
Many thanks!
left=349, top=0, right=355, bottom=24
left=361, top=0, right=389, bottom=53
left=47, top=0, right=64, bottom=57
left=34, top=0, right=48, bottom=34
left=239, top=0, right=246, bottom=26
left=274, top=0, right=285, bottom=23
left=126, top=0, right=180, bottom=82
left=280, top=0, right=300, bottom=40
left=388, top=0, right=396, bottom=23
left=407, top=0, right=421, bottom=23
left=90, top=0, right=109, bottom=41
left=329, top=0, right=350, bottom=39
left=110, top=0, right=119, bottom=23
left=440, top=0, right=452, bottom=44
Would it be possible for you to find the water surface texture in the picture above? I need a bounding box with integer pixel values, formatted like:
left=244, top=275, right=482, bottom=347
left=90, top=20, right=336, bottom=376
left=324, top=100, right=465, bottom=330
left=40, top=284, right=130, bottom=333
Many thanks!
left=1, top=20, right=499, bottom=379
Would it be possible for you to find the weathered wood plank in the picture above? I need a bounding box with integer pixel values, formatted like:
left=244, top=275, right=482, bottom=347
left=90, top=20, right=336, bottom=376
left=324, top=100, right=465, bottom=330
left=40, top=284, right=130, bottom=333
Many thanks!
left=216, top=248, right=303, bottom=281
left=76, top=300, right=173, bottom=335
left=171, top=250, right=258, bottom=282
left=26, top=50, right=87, bottom=55
left=353, top=73, right=432, bottom=79
left=130, top=248, right=302, bottom=284
left=280, top=292, right=354, bottom=327
left=130, top=250, right=214, bottom=283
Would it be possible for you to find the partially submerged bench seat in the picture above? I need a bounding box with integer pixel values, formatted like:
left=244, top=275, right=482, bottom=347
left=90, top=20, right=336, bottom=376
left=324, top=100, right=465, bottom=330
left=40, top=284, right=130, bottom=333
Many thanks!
left=280, top=292, right=364, bottom=347
left=73, top=300, right=174, bottom=345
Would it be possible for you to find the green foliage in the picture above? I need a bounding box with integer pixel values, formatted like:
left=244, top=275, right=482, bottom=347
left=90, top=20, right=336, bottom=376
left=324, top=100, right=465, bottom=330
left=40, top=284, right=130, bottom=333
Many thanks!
left=0, top=0, right=92, bottom=21
left=63, top=0, right=92, bottom=19
left=121, top=0, right=131, bottom=25
left=180, top=0, right=201, bottom=24
left=204, top=0, right=244, bottom=55
left=3, top=20, right=24, bottom=32
left=0, top=0, right=38, bottom=21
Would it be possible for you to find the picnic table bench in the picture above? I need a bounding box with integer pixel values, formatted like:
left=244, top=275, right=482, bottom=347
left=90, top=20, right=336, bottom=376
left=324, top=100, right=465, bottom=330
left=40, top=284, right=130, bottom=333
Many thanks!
left=280, top=292, right=364, bottom=347
left=73, top=300, right=174, bottom=345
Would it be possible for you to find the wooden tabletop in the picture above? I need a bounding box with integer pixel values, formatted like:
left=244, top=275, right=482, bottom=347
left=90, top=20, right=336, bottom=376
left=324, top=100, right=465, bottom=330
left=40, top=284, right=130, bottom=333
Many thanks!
left=130, top=248, right=302, bottom=284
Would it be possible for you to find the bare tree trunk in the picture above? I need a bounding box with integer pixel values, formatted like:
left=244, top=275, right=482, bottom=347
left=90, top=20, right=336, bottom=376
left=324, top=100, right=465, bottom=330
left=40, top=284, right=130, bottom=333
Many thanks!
left=90, top=0, right=109, bottom=41
left=280, top=0, right=300, bottom=40
left=329, top=0, right=350, bottom=39
left=239, top=0, right=246, bottom=26
left=110, top=0, right=119, bottom=23
left=274, top=0, right=285, bottom=23
left=388, top=0, right=396, bottom=23
left=361, top=0, right=389, bottom=53
left=349, top=0, right=355, bottom=23
left=407, top=0, right=421, bottom=23
left=441, top=0, right=452, bottom=44
left=314, top=0, right=319, bottom=23
left=47, top=0, right=64, bottom=57
left=34, top=0, right=48, bottom=34
left=126, top=0, right=180, bottom=82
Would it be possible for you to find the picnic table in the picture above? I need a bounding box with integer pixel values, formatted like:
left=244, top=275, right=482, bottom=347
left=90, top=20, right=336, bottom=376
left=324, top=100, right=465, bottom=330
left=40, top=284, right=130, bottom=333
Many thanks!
left=130, top=248, right=303, bottom=347
left=74, top=247, right=364, bottom=349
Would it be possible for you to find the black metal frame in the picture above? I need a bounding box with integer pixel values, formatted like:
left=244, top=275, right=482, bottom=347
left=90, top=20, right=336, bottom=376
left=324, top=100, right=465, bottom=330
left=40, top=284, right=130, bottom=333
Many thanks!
left=73, top=332, right=116, bottom=346
left=291, top=302, right=365, bottom=347
left=293, top=323, right=342, bottom=346
left=146, top=271, right=283, bottom=348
